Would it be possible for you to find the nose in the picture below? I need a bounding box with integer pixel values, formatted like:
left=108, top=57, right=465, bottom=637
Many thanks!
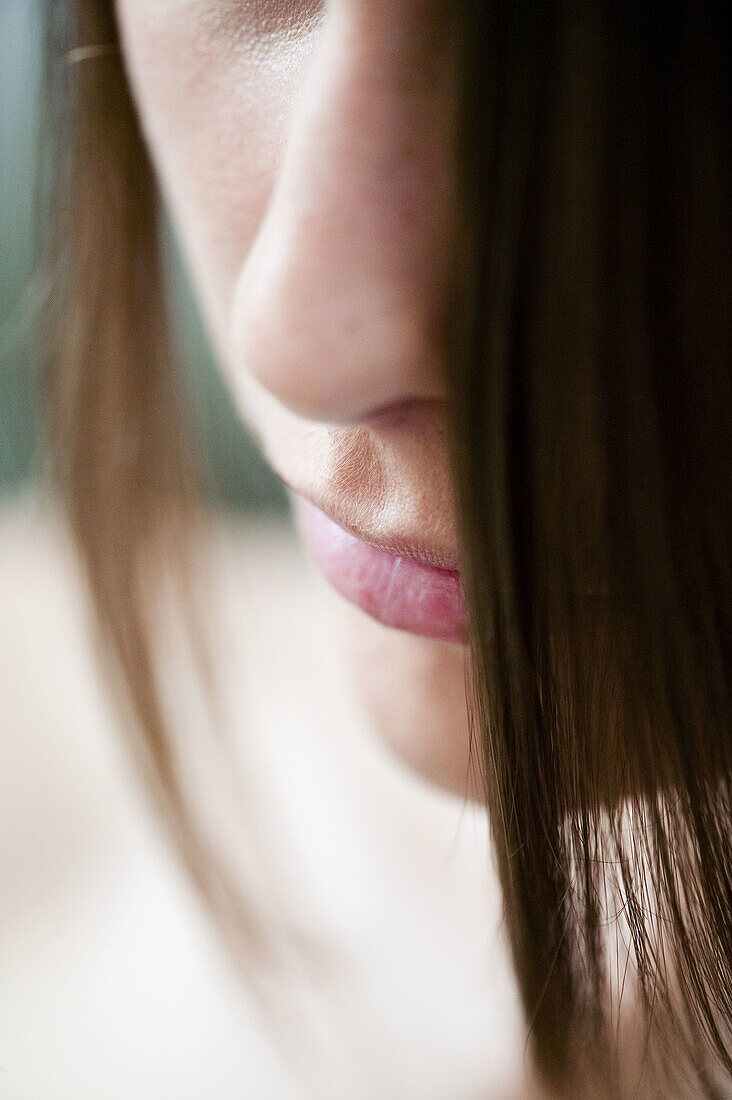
left=229, top=2, right=456, bottom=425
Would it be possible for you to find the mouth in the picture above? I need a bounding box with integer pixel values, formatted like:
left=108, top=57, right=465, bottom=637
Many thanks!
left=293, top=495, right=466, bottom=644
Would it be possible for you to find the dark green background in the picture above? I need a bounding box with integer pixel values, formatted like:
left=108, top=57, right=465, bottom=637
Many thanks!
left=0, top=3, right=285, bottom=512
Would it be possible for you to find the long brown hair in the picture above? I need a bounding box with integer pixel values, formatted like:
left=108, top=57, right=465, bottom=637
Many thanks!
left=452, top=1, right=730, bottom=1094
left=46, top=0, right=730, bottom=1095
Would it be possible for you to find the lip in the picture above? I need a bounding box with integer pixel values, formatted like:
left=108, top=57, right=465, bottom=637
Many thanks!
left=294, top=496, right=466, bottom=644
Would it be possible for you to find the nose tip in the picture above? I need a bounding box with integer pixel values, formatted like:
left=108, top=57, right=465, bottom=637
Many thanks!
left=231, top=208, right=449, bottom=424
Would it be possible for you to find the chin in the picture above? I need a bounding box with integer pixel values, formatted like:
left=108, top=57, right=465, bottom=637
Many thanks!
left=340, top=604, right=481, bottom=800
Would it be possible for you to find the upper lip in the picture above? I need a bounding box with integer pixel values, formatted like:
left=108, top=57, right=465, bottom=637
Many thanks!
left=244, top=398, right=460, bottom=572
left=288, top=484, right=460, bottom=572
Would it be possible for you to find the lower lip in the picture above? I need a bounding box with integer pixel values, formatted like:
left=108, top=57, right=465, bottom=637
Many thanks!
left=294, top=499, right=466, bottom=644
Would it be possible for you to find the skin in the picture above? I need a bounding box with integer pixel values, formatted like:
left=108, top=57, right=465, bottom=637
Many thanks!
left=115, top=0, right=474, bottom=794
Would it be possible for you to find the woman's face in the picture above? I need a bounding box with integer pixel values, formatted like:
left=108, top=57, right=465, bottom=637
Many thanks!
left=116, top=0, right=474, bottom=793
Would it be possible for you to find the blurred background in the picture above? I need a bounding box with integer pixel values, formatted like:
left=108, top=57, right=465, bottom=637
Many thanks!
left=1, top=11, right=299, bottom=1094
left=0, top=2, right=286, bottom=515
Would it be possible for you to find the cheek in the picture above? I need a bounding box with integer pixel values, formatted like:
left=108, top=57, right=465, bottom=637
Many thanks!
left=115, top=0, right=319, bottom=343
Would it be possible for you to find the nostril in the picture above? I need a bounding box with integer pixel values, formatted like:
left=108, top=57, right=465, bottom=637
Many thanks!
left=233, top=285, right=447, bottom=426
left=236, top=326, right=445, bottom=426
left=230, top=220, right=448, bottom=425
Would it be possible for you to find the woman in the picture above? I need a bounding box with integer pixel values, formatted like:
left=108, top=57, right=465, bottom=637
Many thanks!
left=42, top=0, right=729, bottom=1096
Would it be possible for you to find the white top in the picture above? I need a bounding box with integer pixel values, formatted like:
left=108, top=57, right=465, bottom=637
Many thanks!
left=0, top=495, right=541, bottom=1100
